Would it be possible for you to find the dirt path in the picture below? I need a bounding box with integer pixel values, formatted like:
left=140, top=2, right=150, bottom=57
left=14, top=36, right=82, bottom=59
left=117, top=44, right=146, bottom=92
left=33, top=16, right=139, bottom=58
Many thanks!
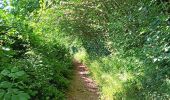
left=66, top=60, right=99, bottom=100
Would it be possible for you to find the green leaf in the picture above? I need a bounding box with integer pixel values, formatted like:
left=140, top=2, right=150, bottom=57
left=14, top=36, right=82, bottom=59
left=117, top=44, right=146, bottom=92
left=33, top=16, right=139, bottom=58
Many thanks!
left=8, top=73, right=16, bottom=78
left=15, top=71, right=25, bottom=77
left=8, top=88, right=19, bottom=94
left=0, top=89, right=5, bottom=99
left=4, top=92, right=12, bottom=100
left=11, top=67, right=19, bottom=73
left=0, top=81, right=13, bottom=89
left=11, top=94, right=19, bottom=100
left=18, top=93, right=30, bottom=100
left=9, top=71, right=25, bottom=78
left=1, top=69, right=10, bottom=76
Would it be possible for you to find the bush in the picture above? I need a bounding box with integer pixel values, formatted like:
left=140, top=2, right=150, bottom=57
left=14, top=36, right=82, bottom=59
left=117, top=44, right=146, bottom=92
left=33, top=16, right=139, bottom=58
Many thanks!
left=0, top=1, right=73, bottom=99
left=60, top=0, right=170, bottom=99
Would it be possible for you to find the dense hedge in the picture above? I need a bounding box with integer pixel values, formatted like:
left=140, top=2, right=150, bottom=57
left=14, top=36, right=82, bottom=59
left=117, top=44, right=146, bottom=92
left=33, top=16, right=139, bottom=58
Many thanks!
left=0, top=1, right=73, bottom=99
left=59, top=0, right=170, bottom=99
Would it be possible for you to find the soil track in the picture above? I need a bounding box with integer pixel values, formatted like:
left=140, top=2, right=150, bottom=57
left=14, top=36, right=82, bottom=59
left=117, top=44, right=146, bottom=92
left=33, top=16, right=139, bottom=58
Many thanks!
left=66, top=60, right=99, bottom=100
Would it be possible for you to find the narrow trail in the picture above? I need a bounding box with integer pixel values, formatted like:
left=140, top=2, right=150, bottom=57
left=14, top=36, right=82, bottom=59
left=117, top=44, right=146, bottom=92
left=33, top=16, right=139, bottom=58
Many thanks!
left=66, top=60, right=100, bottom=100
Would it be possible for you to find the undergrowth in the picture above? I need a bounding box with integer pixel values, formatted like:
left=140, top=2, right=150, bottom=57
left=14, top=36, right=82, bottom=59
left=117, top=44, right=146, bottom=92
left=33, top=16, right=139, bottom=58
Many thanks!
left=0, top=1, right=73, bottom=99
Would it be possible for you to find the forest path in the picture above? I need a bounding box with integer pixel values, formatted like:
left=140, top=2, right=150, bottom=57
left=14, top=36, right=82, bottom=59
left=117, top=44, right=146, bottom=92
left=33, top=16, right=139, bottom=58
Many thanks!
left=66, top=60, right=99, bottom=100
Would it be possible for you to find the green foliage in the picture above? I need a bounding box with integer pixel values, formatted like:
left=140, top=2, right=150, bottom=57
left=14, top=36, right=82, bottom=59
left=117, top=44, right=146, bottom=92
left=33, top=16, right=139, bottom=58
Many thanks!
left=10, top=0, right=40, bottom=18
left=0, top=0, right=73, bottom=99
left=1, top=0, right=170, bottom=99
left=59, top=0, right=170, bottom=99
left=0, top=67, right=30, bottom=100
